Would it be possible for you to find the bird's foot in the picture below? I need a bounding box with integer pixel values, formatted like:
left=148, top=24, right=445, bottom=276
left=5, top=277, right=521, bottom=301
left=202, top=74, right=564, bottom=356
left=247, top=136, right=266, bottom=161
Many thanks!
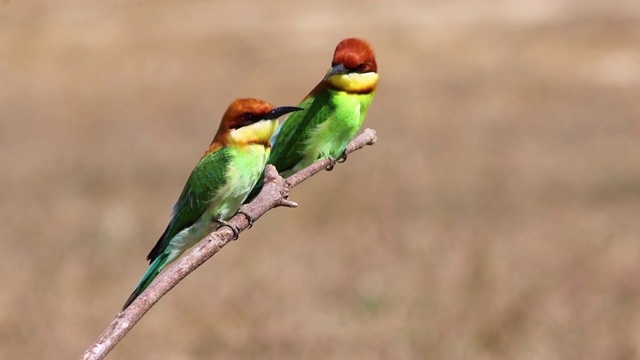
left=326, top=151, right=348, bottom=171
left=236, top=210, right=254, bottom=229
left=216, top=218, right=240, bottom=240
left=326, top=157, right=337, bottom=171
left=337, top=151, right=348, bottom=163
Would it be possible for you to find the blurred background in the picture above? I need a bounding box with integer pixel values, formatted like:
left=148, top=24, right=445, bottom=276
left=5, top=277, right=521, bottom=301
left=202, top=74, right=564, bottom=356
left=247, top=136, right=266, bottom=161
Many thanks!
left=2, top=0, right=640, bottom=359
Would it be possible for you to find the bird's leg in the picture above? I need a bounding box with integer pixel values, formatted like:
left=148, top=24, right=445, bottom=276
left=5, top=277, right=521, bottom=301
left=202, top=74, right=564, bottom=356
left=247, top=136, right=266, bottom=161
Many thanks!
left=235, top=210, right=254, bottom=229
left=215, top=218, right=240, bottom=240
left=326, top=156, right=337, bottom=171
left=337, top=151, right=348, bottom=163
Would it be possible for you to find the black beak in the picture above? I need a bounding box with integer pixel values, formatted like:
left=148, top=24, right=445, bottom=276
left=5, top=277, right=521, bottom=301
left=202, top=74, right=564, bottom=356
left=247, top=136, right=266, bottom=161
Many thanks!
left=323, top=63, right=349, bottom=81
left=264, top=106, right=304, bottom=120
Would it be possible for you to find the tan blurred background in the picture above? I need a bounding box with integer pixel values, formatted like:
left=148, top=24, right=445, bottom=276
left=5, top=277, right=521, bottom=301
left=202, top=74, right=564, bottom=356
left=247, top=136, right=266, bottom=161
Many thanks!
left=2, top=1, right=640, bottom=359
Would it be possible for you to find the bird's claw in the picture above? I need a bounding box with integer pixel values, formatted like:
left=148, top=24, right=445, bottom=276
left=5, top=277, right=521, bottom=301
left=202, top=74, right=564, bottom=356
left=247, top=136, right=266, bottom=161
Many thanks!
left=236, top=210, right=254, bottom=229
left=216, top=219, right=240, bottom=240
left=326, top=157, right=337, bottom=171
left=326, top=151, right=348, bottom=171
left=337, top=151, right=348, bottom=163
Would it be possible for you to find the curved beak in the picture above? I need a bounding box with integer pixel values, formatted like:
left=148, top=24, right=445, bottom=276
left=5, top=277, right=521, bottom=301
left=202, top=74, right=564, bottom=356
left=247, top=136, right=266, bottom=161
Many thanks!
left=323, top=63, right=349, bottom=81
left=264, top=106, right=304, bottom=120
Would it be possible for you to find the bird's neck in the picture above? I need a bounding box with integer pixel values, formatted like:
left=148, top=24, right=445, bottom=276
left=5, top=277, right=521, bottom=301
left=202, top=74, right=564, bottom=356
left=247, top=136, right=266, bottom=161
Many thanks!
left=204, top=119, right=277, bottom=157
left=228, top=119, right=278, bottom=148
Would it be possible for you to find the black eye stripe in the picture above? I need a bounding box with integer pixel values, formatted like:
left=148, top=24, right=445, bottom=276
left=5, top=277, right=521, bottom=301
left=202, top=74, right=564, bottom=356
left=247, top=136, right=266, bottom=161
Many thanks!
left=230, top=112, right=261, bottom=130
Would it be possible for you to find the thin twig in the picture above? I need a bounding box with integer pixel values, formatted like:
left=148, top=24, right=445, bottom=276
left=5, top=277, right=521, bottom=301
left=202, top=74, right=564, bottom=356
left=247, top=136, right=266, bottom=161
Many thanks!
left=79, top=128, right=377, bottom=360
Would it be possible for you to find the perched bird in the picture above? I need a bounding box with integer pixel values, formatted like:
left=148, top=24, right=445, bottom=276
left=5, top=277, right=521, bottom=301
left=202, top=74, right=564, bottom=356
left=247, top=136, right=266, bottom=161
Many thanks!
left=268, top=37, right=378, bottom=177
left=123, top=99, right=302, bottom=309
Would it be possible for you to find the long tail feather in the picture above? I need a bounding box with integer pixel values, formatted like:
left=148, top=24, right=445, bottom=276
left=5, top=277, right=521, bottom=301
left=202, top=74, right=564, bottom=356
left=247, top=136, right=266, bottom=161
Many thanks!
left=122, top=253, right=168, bottom=310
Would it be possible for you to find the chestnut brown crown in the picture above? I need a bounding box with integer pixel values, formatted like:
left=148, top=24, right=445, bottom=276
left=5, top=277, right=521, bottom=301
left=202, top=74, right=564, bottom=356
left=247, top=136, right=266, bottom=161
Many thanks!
left=221, top=98, right=277, bottom=130
left=331, top=38, right=377, bottom=74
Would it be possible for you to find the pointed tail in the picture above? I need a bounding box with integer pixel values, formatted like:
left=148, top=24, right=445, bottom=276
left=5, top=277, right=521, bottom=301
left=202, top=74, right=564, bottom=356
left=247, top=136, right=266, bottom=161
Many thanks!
left=122, top=253, right=169, bottom=310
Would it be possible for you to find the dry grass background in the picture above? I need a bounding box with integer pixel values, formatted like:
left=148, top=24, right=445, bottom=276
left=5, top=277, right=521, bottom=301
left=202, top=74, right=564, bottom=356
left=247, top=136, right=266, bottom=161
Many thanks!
left=1, top=1, right=640, bottom=359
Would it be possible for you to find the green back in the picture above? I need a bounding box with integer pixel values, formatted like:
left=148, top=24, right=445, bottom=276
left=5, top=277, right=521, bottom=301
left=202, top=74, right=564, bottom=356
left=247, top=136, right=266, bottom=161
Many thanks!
left=267, top=91, right=334, bottom=173
left=147, top=148, right=231, bottom=262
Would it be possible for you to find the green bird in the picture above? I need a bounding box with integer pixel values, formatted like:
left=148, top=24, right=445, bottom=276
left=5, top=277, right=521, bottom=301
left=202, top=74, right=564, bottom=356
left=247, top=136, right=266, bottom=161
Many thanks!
left=243, top=38, right=378, bottom=203
left=268, top=37, right=378, bottom=177
left=123, top=98, right=301, bottom=309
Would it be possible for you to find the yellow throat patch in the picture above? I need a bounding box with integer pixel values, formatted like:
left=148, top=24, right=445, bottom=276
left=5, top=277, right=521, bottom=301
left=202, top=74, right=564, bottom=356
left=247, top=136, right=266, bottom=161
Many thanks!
left=327, top=71, right=378, bottom=93
left=230, top=119, right=278, bottom=147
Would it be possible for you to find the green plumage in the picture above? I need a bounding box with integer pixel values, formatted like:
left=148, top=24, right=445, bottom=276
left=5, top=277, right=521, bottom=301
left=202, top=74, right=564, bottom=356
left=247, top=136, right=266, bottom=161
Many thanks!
left=124, top=144, right=269, bottom=309
left=147, top=149, right=231, bottom=262
left=269, top=89, right=375, bottom=177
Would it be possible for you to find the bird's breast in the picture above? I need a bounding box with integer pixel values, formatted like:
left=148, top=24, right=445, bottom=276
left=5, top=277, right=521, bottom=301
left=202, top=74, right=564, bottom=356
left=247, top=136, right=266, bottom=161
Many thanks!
left=226, top=145, right=270, bottom=190
left=207, top=145, right=270, bottom=220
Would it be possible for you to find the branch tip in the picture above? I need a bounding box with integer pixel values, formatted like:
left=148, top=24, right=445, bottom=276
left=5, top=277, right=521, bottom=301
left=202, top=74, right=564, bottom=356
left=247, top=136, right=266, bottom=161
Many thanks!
left=362, top=129, right=377, bottom=146
left=279, top=199, right=298, bottom=208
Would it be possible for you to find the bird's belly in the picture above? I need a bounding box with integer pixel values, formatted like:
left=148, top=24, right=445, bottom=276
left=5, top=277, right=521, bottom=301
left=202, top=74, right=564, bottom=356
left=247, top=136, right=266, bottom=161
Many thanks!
left=305, top=104, right=362, bottom=164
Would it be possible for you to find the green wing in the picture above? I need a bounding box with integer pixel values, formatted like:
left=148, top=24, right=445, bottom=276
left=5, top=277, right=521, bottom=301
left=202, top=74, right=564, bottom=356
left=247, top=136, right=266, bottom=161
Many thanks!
left=268, top=91, right=334, bottom=173
left=146, top=148, right=231, bottom=262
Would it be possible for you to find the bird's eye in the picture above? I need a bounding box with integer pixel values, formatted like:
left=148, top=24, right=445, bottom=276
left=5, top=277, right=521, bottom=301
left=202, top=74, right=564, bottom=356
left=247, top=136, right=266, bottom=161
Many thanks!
left=356, top=63, right=367, bottom=72
left=243, top=113, right=255, bottom=122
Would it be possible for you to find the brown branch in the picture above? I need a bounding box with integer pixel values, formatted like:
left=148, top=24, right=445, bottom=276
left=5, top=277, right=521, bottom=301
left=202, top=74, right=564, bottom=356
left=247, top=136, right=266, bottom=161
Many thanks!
left=79, top=128, right=377, bottom=360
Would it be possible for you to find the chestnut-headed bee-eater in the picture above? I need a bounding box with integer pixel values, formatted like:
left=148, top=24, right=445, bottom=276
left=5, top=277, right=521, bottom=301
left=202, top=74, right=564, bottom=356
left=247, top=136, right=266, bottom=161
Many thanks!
left=123, top=99, right=302, bottom=309
left=269, top=37, right=378, bottom=176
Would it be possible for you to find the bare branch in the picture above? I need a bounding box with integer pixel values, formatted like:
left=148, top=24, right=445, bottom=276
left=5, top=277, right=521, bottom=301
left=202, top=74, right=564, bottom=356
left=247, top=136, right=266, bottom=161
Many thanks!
left=79, top=128, right=377, bottom=360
